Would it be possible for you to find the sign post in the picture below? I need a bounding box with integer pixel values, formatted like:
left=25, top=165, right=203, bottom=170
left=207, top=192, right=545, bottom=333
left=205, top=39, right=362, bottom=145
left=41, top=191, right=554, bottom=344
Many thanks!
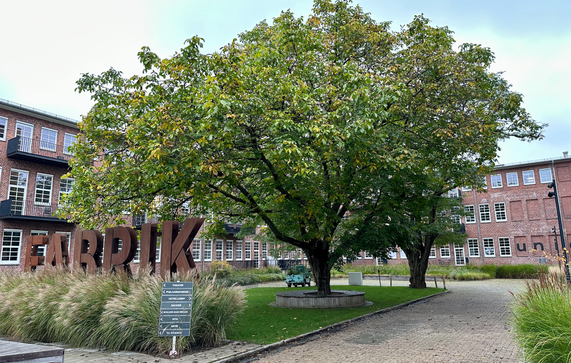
left=159, top=281, right=193, bottom=357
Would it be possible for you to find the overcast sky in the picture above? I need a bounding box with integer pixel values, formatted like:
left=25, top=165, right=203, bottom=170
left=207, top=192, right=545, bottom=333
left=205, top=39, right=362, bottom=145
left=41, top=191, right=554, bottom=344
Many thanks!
left=1, top=0, right=569, bottom=165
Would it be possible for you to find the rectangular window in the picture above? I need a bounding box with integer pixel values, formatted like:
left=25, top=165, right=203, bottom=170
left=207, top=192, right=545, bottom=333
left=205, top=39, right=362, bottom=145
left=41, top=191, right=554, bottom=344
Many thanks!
left=63, top=133, right=76, bottom=155
left=156, top=237, right=161, bottom=262
left=539, top=168, right=552, bottom=183
left=494, top=202, right=507, bottom=222
left=522, top=170, right=535, bottom=185
left=451, top=206, right=461, bottom=224
left=15, top=121, right=34, bottom=152
left=55, top=231, right=72, bottom=253
left=235, top=240, right=243, bottom=260
left=440, top=245, right=450, bottom=258
left=215, top=239, right=223, bottom=260
left=59, top=178, right=74, bottom=204
left=203, top=240, right=212, bottom=261
left=40, top=127, right=57, bottom=151
left=31, top=230, right=49, bottom=257
left=464, top=205, right=476, bottom=223
left=483, top=238, right=495, bottom=257
left=9, top=169, right=29, bottom=214
left=226, top=240, right=233, bottom=261
left=499, top=237, right=512, bottom=257
left=245, top=241, right=251, bottom=260
left=399, top=248, right=407, bottom=259
left=0, top=116, right=6, bottom=141
left=1, top=229, right=22, bottom=264
left=468, top=238, right=479, bottom=257
left=365, top=251, right=373, bottom=259
left=491, top=174, right=503, bottom=188
left=461, top=186, right=472, bottom=192
left=262, top=243, right=268, bottom=260
left=479, top=204, right=491, bottom=222
left=506, top=172, right=519, bottom=187
left=448, top=189, right=459, bottom=198
left=429, top=247, right=436, bottom=258
left=481, top=176, right=488, bottom=189
left=35, top=173, right=53, bottom=205
left=192, top=238, right=201, bottom=261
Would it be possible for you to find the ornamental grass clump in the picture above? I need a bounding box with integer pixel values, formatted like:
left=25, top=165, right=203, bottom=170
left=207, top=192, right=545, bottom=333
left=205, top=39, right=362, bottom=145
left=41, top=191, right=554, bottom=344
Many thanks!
left=0, top=267, right=246, bottom=355
left=512, top=271, right=571, bottom=362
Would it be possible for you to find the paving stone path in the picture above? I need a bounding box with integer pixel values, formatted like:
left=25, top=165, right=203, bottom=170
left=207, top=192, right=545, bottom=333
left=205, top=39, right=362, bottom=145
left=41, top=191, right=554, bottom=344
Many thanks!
left=249, top=279, right=526, bottom=363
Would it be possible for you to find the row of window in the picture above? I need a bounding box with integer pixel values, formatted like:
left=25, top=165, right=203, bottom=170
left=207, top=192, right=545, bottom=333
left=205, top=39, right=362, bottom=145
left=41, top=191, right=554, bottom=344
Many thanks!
left=0, top=229, right=72, bottom=264
left=489, top=168, right=552, bottom=188
left=0, top=117, right=76, bottom=154
left=463, top=202, right=506, bottom=224
left=1, top=168, right=74, bottom=214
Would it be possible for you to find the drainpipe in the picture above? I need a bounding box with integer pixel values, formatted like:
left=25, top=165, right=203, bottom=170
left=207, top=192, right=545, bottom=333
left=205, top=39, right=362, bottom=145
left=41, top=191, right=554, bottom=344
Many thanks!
left=473, top=189, right=484, bottom=264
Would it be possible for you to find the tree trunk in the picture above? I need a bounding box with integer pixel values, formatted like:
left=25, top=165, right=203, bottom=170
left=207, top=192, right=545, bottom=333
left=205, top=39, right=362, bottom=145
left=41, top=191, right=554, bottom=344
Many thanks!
left=306, top=242, right=332, bottom=295
left=406, top=236, right=434, bottom=289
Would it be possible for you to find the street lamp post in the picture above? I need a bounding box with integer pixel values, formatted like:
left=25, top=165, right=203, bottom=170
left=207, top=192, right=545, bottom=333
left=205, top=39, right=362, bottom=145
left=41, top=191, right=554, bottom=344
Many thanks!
left=548, top=179, right=570, bottom=282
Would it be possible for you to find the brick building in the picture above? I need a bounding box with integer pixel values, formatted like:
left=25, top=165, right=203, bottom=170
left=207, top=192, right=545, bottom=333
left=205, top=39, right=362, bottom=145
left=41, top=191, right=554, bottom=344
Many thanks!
left=0, top=99, right=79, bottom=272
left=387, top=154, right=571, bottom=267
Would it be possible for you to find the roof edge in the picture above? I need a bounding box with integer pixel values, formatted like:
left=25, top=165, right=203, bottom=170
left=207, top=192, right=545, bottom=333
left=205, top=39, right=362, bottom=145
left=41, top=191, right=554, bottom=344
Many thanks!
left=0, top=98, right=79, bottom=129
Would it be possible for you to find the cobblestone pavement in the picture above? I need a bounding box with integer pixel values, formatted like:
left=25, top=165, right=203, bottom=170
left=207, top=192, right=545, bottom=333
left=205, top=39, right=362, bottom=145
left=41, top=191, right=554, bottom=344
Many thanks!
left=249, top=279, right=526, bottom=363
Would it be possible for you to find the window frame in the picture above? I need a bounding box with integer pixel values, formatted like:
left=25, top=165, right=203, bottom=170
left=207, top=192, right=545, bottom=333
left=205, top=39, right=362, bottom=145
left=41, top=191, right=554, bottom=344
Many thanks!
left=1, top=229, right=23, bottom=265
left=494, top=202, right=507, bottom=222
left=235, top=240, right=243, bottom=261
left=440, top=245, right=450, bottom=258
left=215, top=239, right=224, bottom=261
left=54, top=231, right=72, bottom=254
left=522, top=170, right=535, bottom=185
left=483, top=238, right=495, bottom=257
left=0, top=116, right=7, bottom=141
left=498, top=237, right=512, bottom=257
left=429, top=247, right=436, bottom=259
left=34, top=173, right=54, bottom=206
left=244, top=241, right=252, bottom=260
left=539, top=168, right=552, bottom=183
left=464, top=205, right=476, bottom=223
left=30, top=230, right=49, bottom=257
left=63, top=133, right=76, bottom=155
left=9, top=169, right=29, bottom=214
left=59, top=178, right=74, bottom=204
left=467, top=238, right=480, bottom=257
left=192, top=238, right=201, bottom=261
left=506, top=172, right=519, bottom=187
left=225, top=240, right=233, bottom=261
left=40, top=127, right=58, bottom=152
left=490, top=174, right=503, bottom=188
left=203, top=240, right=212, bottom=261
left=479, top=204, right=491, bottom=223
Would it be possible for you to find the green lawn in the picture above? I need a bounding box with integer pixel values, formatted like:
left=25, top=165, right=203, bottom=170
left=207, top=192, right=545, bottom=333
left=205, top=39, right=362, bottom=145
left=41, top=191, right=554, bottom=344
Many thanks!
left=227, top=285, right=444, bottom=345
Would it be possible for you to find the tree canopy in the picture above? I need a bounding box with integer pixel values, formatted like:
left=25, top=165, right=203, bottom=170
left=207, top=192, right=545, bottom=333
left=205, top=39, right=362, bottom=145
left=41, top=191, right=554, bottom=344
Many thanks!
left=61, top=0, right=544, bottom=294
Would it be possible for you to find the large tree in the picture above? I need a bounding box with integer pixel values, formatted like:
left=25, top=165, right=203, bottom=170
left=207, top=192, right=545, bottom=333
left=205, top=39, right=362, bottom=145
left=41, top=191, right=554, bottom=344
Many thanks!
left=61, top=0, right=543, bottom=294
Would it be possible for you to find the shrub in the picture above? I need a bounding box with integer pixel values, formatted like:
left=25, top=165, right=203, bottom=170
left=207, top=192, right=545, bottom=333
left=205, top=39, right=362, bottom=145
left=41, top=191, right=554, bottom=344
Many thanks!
left=512, top=272, right=571, bottom=362
left=207, top=260, right=235, bottom=278
left=448, top=269, right=492, bottom=280
left=496, top=264, right=547, bottom=279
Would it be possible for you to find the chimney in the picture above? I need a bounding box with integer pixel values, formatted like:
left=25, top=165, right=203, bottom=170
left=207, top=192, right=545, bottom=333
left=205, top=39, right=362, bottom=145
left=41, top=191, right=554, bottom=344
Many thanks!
left=564, top=151, right=569, bottom=158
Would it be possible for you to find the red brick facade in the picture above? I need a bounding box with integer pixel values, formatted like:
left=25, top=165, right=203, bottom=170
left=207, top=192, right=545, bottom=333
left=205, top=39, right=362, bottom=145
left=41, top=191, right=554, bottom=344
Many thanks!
left=0, top=99, right=79, bottom=272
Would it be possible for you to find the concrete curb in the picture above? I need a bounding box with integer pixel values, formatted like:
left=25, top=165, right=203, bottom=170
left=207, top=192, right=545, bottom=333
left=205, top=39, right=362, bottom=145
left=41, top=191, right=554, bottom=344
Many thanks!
left=213, top=289, right=450, bottom=363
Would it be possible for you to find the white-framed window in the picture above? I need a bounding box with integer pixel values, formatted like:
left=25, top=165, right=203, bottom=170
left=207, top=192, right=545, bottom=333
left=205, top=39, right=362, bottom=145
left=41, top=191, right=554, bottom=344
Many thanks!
left=448, top=189, right=459, bottom=198
left=464, top=205, right=476, bottom=223
left=0, top=116, right=7, bottom=141
left=481, top=176, right=488, bottom=189
left=290, top=250, right=297, bottom=260
left=254, top=242, right=260, bottom=266
left=244, top=241, right=251, bottom=260
left=192, top=238, right=201, bottom=261
left=461, top=186, right=472, bottom=192
left=522, top=170, right=535, bottom=185
left=262, top=243, right=268, bottom=260
left=429, top=247, right=436, bottom=258
left=15, top=121, right=34, bottom=152
left=59, top=178, right=74, bottom=204
left=133, top=242, right=141, bottom=262
left=479, top=204, right=491, bottom=223
left=215, top=239, right=223, bottom=260
left=63, top=133, right=76, bottom=155
left=506, top=172, right=519, bottom=187
left=399, top=248, right=407, bottom=259
left=451, top=206, right=461, bottom=224
left=483, top=238, right=495, bottom=257
left=491, top=174, right=503, bottom=188
left=364, top=251, right=373, bottom=259
left=55, top=231, right=72, bottom=254
left=539, top=168, right=552, bottom=183
left=499, top=237, right=512, bottom=257
left=156, top=237, right=161, bottom=263
left=235, top=240, right=243, bottom=260
left=35, top=173, right=53, bottom=205
left=30, top=230, right=49, bottom=257
left=225, top=240, right=233, bottom=261
left=494, top=202, right=507, bottom=222
left=9, top=169, right=29, bottom=214
left=40, top=127, right=58, bottom=152
left=203, top=240, right=212, bottom=261
left=454, top=243, right=466, bottom=266
left=1, top=229, right=22, bottom=264
left=467, top=238, right=479, bottom=257
left=440, top=245, right=450, bottom=258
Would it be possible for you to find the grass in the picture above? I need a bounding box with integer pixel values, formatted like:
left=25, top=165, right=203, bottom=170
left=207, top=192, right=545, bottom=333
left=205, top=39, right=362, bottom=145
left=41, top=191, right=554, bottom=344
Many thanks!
left=228, top=285, right=444, bottom=345
left=512, top=272, right=571, bottom=362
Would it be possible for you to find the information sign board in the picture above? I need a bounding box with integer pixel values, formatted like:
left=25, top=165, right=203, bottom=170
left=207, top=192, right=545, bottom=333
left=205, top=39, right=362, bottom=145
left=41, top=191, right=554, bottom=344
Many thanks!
left=159, top=282, right=193, bottom=337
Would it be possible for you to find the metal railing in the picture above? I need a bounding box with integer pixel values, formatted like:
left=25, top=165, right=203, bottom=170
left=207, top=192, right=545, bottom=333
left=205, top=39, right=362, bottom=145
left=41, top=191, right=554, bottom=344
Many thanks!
left=7, top=136, right=74, bottom=162
left=0, top=199, right=64, bottom=220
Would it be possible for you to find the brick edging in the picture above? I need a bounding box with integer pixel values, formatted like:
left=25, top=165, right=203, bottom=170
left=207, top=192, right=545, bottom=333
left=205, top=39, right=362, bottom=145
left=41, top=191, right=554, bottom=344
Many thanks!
left=213, top=289, right=450, bottom=363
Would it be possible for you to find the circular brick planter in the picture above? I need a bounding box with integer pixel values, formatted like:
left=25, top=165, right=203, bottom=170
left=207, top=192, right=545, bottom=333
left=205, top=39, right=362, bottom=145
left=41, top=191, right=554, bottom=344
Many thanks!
left=270, top=290, right=371, bottom=308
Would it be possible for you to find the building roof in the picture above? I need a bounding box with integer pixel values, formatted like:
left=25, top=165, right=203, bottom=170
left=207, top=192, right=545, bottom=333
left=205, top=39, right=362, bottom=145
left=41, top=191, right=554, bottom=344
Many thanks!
left=494, top=153, right=571, bottom=171
left=0, top=97, right=79, bottom=129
